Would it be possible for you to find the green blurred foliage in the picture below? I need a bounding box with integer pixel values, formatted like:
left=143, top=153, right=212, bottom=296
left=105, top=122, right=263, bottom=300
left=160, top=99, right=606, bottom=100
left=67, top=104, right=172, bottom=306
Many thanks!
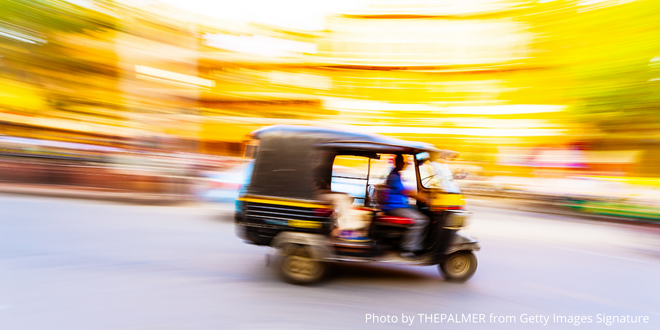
left=0, top=0, right=115, bottom=34
left=0, top=0, right=120, bottom=123
left=552, top=0, right=660, bottom=133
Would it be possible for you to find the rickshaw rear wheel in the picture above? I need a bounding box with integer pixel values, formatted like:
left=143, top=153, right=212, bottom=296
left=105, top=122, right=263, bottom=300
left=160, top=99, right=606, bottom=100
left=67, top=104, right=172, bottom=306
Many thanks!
left=439, top=251, right=477, bottom=282
left=275, top=244, right=327, bottom=285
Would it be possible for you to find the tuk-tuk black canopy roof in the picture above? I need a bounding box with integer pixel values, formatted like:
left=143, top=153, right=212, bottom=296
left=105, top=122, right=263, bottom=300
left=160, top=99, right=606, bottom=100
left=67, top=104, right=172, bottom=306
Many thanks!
left=251, top=125, right=441, bottom=154
left=246, top=125, right=446, bottom=200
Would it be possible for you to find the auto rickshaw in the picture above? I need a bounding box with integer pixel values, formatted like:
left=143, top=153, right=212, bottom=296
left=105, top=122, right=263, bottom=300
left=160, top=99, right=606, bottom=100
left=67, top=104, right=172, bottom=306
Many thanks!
left=235, top=125, right=480, bottom=284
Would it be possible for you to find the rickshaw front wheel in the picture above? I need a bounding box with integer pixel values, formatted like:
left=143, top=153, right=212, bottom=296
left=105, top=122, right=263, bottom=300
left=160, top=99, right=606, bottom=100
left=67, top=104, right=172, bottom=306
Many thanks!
left=275, top=244, right=327, bottom=285
left=439, top=251, right=477, bottom=282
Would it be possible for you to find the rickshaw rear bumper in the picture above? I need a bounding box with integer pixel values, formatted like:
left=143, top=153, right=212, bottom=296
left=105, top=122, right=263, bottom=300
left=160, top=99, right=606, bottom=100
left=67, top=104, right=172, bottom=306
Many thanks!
left=235, top=223, right=248, bottom=241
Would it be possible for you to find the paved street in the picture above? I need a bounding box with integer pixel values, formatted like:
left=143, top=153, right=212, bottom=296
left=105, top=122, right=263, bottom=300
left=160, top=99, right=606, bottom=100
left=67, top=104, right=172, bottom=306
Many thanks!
left=1, top=194, right=659, bottom=330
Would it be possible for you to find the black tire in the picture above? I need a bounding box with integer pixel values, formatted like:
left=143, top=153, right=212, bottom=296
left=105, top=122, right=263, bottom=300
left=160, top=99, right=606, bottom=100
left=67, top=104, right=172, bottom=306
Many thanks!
left=439, top=251, right=477, bottom=282
left=275, top=244, right=327, bottom=285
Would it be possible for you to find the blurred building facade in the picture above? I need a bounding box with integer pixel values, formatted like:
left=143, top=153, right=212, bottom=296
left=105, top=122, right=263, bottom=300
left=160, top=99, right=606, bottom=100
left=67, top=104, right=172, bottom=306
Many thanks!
left=2, top=0, right=660, bottom=180
left=194, top=1, right=571, bottom=172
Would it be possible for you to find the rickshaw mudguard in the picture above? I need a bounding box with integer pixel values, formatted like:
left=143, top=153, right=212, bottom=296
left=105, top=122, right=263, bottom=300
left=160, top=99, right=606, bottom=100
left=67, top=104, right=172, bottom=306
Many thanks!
left=270, top=231, right=334, bottom=261
left=444, top=231, right=480, bottom=255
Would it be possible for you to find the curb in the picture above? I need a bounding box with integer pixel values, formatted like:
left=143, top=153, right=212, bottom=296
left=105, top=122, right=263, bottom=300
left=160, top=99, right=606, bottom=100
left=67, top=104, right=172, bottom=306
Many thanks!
left=466, top=195, right=660, bottom=229
left=0, top=183, right=192, bottom=205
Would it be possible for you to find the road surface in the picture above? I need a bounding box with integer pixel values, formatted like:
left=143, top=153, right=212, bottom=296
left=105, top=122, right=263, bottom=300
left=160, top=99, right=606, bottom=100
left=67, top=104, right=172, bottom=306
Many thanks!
left=1, top=194, right=658, bottom=330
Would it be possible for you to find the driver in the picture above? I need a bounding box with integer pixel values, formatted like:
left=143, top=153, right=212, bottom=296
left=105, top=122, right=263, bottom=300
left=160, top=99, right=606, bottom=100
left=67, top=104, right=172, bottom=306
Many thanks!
left=382, top=154, right=430, bottom=255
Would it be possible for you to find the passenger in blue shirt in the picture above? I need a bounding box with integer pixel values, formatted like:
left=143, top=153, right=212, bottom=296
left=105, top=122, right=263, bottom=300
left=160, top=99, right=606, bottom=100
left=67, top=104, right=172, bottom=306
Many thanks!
left=383, top=154, right=430, bottom=254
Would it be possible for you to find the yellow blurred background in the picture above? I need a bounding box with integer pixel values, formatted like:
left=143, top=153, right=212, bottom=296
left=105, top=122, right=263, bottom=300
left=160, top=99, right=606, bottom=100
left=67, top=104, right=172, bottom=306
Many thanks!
left=2, top=0, right=660, bottom=214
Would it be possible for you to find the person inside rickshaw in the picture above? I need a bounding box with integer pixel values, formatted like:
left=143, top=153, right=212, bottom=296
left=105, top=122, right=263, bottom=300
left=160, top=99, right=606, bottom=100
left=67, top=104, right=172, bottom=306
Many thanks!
left=381, top=154, right=430, bottom=255
left=320, top=153, right=430, bottom=249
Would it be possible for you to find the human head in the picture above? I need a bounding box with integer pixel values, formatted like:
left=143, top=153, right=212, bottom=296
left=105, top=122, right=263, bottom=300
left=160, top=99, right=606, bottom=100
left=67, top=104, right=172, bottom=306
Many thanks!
left=394, top=154, right=406, bottom=171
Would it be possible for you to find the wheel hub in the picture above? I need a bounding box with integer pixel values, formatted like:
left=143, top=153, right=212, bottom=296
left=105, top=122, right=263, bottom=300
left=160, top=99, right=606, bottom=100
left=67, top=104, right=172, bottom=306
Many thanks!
left=447, top=255, right=470, bottom=276
left=286, top=255, right=319, bottom=277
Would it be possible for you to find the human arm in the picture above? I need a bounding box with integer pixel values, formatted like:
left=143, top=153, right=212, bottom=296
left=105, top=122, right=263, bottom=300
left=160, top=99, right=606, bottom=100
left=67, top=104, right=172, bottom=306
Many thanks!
left=401, top=189, right=429, bottom=205
left=388, top=171, right=429, bottom=205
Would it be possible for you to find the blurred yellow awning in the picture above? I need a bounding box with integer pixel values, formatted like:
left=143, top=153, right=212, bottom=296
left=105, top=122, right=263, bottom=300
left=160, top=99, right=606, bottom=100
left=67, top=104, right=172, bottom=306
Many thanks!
left=200, top=119, right=262, bottom=142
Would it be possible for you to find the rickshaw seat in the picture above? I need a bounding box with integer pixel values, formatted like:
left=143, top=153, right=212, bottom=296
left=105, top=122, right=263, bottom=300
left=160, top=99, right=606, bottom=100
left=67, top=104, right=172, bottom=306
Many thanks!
left=376, top=215, right=414, bottom=226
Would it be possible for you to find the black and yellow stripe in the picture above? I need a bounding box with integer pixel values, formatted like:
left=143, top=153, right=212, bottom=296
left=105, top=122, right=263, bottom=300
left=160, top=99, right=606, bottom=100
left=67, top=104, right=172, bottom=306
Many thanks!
left=238, top=195, right=332, bottom=209
left=239, top=195, right=331, bottom=231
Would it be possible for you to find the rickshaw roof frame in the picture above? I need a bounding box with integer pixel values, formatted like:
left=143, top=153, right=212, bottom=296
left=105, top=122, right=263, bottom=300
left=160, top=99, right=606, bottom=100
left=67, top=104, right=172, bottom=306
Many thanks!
left=249, top=125, right=449, bottom=155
